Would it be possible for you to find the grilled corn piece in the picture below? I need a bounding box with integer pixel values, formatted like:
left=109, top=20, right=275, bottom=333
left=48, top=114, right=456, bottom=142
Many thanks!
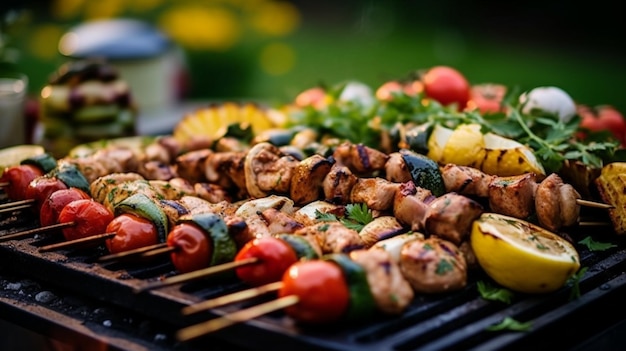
left=595, top=162, right=626, bottom=235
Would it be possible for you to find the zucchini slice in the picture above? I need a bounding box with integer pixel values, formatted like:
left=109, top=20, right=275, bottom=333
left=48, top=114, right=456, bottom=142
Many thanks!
left=180, top=213, right=237, bottom=266
left=115, top=193, right=169, bottom=243
left=324, top=253, right=377, bottom=321
left=274, top=233, right=319, bottom=261
left=21, top=153, right=57, bottom=174
left=400, top=148, right=445, bottom=197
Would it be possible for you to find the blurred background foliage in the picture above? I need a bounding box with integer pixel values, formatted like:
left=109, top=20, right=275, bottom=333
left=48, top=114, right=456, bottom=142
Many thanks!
left=1, top=0, right=625, bottom=111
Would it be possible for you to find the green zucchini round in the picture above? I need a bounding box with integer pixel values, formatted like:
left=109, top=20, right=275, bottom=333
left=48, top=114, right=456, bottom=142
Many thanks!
left=20, top=153, right=57, bottom=173
left=274, top=234, right=319, bottom=261
left=324, top=253, right=377, bottom=322
left=400, top=148, right=445, bottom=197
left=50, top=163, right=91, bottom=195
left=114, top=193, right=169, bottom=243
left=179, top=213, right=237, bottom=266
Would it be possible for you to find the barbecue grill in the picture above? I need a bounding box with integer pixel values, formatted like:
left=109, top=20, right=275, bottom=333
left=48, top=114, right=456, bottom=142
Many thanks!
left=1, top=200, right=626, bottom=351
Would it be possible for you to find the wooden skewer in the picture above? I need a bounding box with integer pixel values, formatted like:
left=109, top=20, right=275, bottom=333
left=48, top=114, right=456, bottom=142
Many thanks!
left=134, top=257, right=259, bottom=294
left=38, top=232, right=117, bottom=253
left=578, top=221, right=613, bottom=227
left=181, top=281, right=283, bottom=316
left=0, top=182, right=9, bottom=187
left=138, top=245, right=177, bottom=259
left=0, top=221, right=74, bottom=243
left=176, top=294, right=298, bottom=342
left=0, top=198, right=34, bottom=209
left=576, top=199, right=613, bottom=209
left=0, top=203, right=32, bottom=214
left=97, top=243, right=169, bottom=263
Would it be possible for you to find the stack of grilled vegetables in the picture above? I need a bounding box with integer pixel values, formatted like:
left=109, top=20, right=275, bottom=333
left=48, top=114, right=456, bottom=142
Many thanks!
left=39, top=59, right=137, bottom=158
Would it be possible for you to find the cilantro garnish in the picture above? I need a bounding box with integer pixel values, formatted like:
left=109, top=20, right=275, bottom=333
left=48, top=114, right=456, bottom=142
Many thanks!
left=486, top=317, right=532, bottom=332
left=578, top=236, right=617, bottom=251
left=314, top=203, right=373, bottom=232
left=568, top=267, right=588, bottom=300
left=477, top=281, right=515, bottom=304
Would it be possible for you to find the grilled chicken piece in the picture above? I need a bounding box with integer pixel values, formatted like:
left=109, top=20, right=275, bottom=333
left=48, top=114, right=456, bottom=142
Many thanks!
left=158, top=199, right=189, bottom=229
left=205, top=151, right=248, bottom=192
left=143, top=141, right=172, bottom=165
left=332, top=142, right=389, bottom=175
left=424, top=193, right=483, bottom=245
left=235, top=195, right=295, bottom=219
left=323, top=163, right=359, bottom=204
left=90, top=172, right=146, bottom=205
left=488, top=173, right=538, bottom=219
left=458, top=240, right=479, bottom=270
left=148, top=179, right=195, bottom=201
left=244, top=142, right=299, bottom=199
left=102, top=179, right=159, bottom=212
left=440, top=163, right=496, bottom=197
left=384, top=152, right=412, bottom=183
left=259, top=207, right=304, bottom=234
left=175, top=149, right=212, bottom=184
left=535, top=173, right=581, bottom=231
left=295, top=221, right=364, bottom=254
left=370, top=232, right=424, bottom=262
left=61, top=147, right=140, bottom=184
left=399, top=236, right=467, bottom=293
left=393, top=181, right=435, bottom=231
left=178, top=195, right=236, bottom=217
left=223, top=215, right=253, bottom=249
left=137, top=161, right=176, bottom=180
left=194, top=183, right=232, bottom=204
left=350, top=177, right=401, bottom=211
left=359, top=216, right=406, bottom=248
left=290, top=154, right=334, bottom=205
left=292, top=200, right=344, bottom=226
left=349, top=249, right=414, bottom=314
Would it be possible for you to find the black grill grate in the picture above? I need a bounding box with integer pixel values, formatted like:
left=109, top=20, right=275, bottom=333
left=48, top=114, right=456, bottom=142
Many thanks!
left=1, top=205, right=626, bottom=351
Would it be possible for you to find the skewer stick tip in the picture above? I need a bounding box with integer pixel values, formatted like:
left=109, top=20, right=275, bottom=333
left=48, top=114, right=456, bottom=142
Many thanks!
left=576, top=199, right=614, bottom=209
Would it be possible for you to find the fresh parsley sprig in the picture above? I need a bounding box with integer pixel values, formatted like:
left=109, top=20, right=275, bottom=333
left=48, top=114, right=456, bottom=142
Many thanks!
left=315, top=203, right=374, bottom=232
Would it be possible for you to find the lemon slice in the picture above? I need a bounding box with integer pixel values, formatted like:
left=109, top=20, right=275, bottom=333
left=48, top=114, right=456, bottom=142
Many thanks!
left=0, top=145, right=45, bottom=175
left=441, top=123, right=485, bottom=166
left=471, top=213, right=580, bottom=294
left=480, top=132, right=545, bottom=177
left=172, top=102, right=285, bottom=144
left=426, top=123, right=453, bottom=162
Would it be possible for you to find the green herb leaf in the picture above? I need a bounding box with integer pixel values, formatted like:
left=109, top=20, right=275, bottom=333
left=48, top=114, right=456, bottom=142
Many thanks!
left=578, top=236, right=617, bottom=251
left=486, top=317, right=532, bottom=332
left=568, top=267, right=587, bottom=300
left=477, top=281, right=515, bottom=304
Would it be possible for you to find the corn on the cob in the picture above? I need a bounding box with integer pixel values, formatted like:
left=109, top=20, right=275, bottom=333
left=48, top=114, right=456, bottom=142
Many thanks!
left=595, top=162, right=626, bottom=235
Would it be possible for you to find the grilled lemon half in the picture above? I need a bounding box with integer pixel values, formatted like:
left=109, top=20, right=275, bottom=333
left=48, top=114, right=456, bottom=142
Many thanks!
left=471, top=213, right=580, bottom=294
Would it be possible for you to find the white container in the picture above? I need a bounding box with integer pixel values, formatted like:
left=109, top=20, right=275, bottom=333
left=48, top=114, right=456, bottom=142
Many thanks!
left=0, top=73, right=28, bottom=149
left=59, top=19, right=186, bottom=114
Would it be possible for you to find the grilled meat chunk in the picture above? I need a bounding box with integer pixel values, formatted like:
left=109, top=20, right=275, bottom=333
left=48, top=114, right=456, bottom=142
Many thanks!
left=244, top=142, right=299, bottom=198
left=423, top=193, right=483, bottom=245
left=323, top=163, right=359, bottom=205
left=295, top=221, right=364, bottom=254
left=332, top=142, right=389, bottom=175
left=399, top=236, right=467, bottom=293
left=440, top=163, right=495, bottom=197
left=175, top=149, right=212, bottom=184
left=350, top=177, right=401, bottom=212
left=290, top=154, right=334, bottom=205
left=194, top=183, right=232, bottom=204
left=350, top=249, right=414, bottom=314
left=359, top=216, right=406, bottom=248
left=384, top=152, right=412, bottom=183
left=488, top=173, right=538, bottom=219
left=393, top=181, right=435, bottom=231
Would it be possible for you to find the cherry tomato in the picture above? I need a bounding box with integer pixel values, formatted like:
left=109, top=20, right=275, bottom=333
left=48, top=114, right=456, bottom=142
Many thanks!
left=105, top=214, right=159, bottom=254
left=167, top=223, right=212, bottom=273
left=578, top=104, right=626, bottom=146
left=57, top=199, right=114, bottom=241
left=466, top=83, right=507, bottom=114
left=234, top=237, right=299, bottom=287
left=25, top=176, right=68, bottom=212
left=422, top=66, right=470, bottom=110
left=40, top=188, right=91, bottom=227
left=278, top=260, right=350, bottom=324
left=294, top=87, right=329, bottom=109
left=0, top=165, right=43, bottom=201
